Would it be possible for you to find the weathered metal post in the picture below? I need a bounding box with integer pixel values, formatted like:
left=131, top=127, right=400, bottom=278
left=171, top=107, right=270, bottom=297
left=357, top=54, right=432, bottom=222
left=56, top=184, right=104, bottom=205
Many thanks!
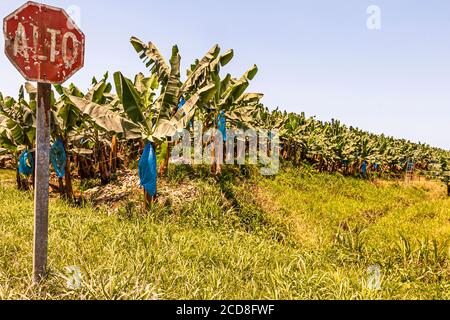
left=33, top=83, right=52, bottom=284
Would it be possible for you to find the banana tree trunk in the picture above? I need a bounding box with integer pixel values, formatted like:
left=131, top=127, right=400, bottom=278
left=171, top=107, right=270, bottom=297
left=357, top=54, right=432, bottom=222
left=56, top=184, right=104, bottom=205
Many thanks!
left=58, top=177, right=64, bottom=195
left=16, top=165, right=24, bottom=191
left=211, top=142, right=217, bottom=175
left=15, top=152, right=30, bottom=191
left=73, top=153, right=79, bottom=178
left=286, top=143, right=291, bottom=161
left=144, top=189, right=157, bottom=210
left=125, top=142, right=133, bottom=168
left=99, top=144, right=110, bottom=185
left=78, top=156, right=86, bottom=180
left=216, top=149, right=223, bottom=176
left=110, top=135, right=118, bottom=174
left=159, top=142, right=172, bottom=176
left=80, top=157, right=91, bottom=180
left=90, top=157, right=96, bottom=178
left=282, top=147, right=288, bottom=160
left=58, top=138, right=73, bottom=200
left=217, top=141, right=223, bottom=175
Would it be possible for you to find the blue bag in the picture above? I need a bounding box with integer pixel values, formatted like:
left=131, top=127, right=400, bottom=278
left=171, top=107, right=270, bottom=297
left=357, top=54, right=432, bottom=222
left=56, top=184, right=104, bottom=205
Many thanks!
left=217, top=111, right=227, bottom=142
left=361, top=161, right=367, bottom=175
left=50, top=139, right=67, bottom=178
left=19, top=150, right=34, bottom=177
left=178, top=98, right=186, bottom=111
left=138, top=142, right=157, bottom=197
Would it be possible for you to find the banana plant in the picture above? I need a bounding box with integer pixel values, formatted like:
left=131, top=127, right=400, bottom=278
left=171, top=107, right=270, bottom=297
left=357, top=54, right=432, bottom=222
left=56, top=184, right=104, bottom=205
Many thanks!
left=60, top=73, right=143, bottom=190
left=0, top=86, right=36, bottom=190
left=130, top=37, right=233, bottom=175
left=253, top=106, right=450, bottom=181
left=111, top=70, right=214, bottom=206
left=198, top=66, right=263, bottom=174
left=65, top=40, right=216, bottom=207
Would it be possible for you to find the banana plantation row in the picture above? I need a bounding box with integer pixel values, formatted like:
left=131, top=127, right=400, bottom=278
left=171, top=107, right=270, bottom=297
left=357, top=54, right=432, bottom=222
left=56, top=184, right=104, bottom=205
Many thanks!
left=1, top=37, right=449, bottom=205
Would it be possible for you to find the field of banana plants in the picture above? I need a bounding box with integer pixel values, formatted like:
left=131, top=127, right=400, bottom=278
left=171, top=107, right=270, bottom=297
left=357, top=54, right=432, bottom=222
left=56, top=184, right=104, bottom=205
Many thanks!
left=1, top=37, right=449, bottom=204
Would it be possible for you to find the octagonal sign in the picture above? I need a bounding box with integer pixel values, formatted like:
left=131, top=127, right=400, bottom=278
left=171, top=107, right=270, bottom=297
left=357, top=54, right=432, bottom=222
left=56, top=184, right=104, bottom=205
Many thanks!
left=3, top=1, right=85, bottom=84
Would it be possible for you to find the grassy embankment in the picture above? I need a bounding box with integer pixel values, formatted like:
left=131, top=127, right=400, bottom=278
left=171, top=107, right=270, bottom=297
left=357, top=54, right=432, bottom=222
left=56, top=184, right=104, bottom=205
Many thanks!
left=1, top=166, right=450, bottom=300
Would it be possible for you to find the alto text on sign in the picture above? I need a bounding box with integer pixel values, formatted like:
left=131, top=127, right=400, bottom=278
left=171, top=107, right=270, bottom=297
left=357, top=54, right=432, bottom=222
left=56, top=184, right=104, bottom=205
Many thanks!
left=3, top=1, right=85, bottom=84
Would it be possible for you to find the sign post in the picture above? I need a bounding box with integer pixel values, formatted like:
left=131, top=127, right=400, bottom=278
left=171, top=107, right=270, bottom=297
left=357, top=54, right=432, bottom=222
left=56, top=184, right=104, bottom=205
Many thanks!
left=34, top=82, right=51, bottom=283
left=3, top=1, right=85, bottom=284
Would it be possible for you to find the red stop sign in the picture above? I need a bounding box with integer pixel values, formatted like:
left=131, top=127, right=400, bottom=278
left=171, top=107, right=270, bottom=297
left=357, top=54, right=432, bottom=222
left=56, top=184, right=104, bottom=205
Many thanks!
left=3, top=1, right=85, bottom=84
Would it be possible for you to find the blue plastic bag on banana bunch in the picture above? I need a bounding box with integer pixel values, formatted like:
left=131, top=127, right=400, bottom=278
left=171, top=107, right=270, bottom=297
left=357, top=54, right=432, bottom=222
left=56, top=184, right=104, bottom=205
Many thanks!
left=50, top=139, right=67, bottom=178
left=217, top=111, right=227, bottom=142
left=138, top=142, right=157, bottom=197
left=18, top=150, right=34, bottom=177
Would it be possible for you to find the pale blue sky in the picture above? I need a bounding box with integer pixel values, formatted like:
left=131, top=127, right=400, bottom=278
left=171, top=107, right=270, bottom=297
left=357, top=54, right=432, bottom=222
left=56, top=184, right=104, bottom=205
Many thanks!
left=1, top=0, right=449, bottom=149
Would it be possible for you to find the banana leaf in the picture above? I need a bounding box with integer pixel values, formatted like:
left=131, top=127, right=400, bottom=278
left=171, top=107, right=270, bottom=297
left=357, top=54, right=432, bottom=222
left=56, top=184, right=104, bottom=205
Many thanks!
left=67, top=95, right=143, bottom=140
left=130, top=37, right=170, bottom=84
left=114, top=72, right=147, bottom=128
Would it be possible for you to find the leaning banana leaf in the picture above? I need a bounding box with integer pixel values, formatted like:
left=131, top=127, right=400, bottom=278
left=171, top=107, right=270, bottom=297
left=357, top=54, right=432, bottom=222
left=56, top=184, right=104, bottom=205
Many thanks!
left=152, top=95, right=199, bottom=140
left=85, top=79, right=110, bottom=105
left=158, top=45, right=182, bottom=118
left=130, top=37, right=170, bottom=84
left=55, top=99, right=81, bottom=133
left=5, top=118, right=26, bottom=146
left=135, top=73, right=158, bottom=112
left=152, top=83, right=216, bottom=140
left=236, top=93, right=264, bottom=105
left=0, top=128, right=17, bottom=150
left=25, top=82, right=37, bottom=97
left=219, top=49, right=234, bottom=67
left=114, top=72, right=147, bottom=127
left=67, top=95, right=143, bottom=140
left=243, top=64, right=258, bottom=81
left=181, top=44, right=220, bottom=93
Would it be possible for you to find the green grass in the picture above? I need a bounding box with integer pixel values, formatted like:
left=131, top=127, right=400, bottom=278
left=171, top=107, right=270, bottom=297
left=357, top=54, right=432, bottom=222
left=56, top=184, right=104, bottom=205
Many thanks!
left=1, top=167, right=450, bottom=300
